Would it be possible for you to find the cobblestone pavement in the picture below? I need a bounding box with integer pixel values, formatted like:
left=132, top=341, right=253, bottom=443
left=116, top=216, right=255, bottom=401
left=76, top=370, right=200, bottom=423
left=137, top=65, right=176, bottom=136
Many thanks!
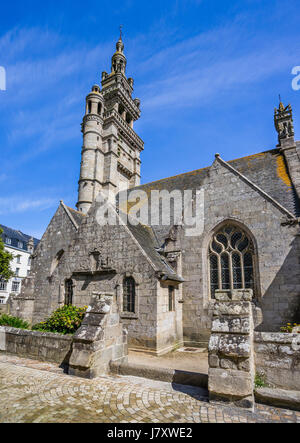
left=0, top=354, right=299, bottom=423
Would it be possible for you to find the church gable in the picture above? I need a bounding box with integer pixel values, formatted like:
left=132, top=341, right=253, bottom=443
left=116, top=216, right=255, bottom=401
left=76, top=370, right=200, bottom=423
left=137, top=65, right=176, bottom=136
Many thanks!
left=211, top=154, right=296, bottom=221
left=200, top=156, right=293, bottom=225
left=71, top=198, right=182, bottom=282
left=34, top=202, right=79, bottom=259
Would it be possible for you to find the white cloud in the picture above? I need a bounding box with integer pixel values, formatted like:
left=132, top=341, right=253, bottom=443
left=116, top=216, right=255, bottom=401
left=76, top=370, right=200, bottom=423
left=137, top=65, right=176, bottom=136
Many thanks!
left=0, top=196, right=57, bottom=214
left=135, top=27, right=299, bottom=111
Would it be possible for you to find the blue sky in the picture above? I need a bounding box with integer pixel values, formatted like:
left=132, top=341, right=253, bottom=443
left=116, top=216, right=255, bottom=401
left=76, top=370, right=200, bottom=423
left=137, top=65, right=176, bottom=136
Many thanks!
left=0, top=0, right=300, bottom=238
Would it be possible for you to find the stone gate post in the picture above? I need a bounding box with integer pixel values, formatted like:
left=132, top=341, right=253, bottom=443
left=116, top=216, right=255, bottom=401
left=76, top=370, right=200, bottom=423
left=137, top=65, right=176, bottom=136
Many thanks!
left=208, top=289, right=255, bottom=411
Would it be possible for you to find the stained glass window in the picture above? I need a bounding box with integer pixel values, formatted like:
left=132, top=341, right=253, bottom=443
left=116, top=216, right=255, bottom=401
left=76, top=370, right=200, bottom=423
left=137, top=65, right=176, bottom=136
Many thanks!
left=208, top=225, right=255, bottom=298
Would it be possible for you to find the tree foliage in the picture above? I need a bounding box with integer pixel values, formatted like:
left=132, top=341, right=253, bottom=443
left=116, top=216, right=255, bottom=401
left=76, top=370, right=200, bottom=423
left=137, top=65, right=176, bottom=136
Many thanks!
left=0, top=228, right=14, bottom=281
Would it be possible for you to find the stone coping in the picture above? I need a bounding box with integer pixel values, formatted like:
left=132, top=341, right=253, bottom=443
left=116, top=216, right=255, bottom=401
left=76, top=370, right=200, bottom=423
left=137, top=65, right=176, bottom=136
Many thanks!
left=0, top=326, right=73, bottom=341
left=254, top=332, right=300, bottom=344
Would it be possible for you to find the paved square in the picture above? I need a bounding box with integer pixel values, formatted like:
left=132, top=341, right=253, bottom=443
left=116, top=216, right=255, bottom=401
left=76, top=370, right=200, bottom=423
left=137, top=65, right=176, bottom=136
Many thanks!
left=0, top=354, right=299, bottom=423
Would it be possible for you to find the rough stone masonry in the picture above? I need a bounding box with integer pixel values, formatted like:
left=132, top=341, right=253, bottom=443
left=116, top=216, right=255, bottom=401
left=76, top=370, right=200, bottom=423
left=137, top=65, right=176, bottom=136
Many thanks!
left=208, top=289, right=255, bottom=410
left=68, top=293, right=128, bottom=378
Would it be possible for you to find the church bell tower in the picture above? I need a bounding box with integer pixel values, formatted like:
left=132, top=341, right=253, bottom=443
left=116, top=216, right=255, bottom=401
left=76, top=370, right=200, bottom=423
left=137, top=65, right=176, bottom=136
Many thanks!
left=76, top=31, right=144, bottom=214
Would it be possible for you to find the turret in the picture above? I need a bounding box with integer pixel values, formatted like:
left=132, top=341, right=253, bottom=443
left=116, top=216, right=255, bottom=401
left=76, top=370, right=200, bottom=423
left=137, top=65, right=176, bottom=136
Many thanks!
left=27, top=237, right=34, bottom=253
left=76, top=85, right=104, bottom=213
left=76, top=32, right=144, bottom=213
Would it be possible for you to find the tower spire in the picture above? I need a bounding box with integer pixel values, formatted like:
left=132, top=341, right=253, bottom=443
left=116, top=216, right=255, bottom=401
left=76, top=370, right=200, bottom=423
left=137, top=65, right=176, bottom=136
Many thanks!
left=111, top=28, right=126, bottom=74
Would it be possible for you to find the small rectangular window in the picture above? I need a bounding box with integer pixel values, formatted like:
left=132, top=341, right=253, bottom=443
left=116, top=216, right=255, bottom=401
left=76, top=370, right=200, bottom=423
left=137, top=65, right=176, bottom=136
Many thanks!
left=0, top=280, right=7, bottom=291
left=168, top=286, right=175, bottom=312
left=6, top=237, right=11, bottom=245
left=12, top=281, right=20, bottom=292
left=15, top=268, right=20, bottom=276
left=123, top=277, right=136, bottom=313
left=16, top=255, right=21, bottom=264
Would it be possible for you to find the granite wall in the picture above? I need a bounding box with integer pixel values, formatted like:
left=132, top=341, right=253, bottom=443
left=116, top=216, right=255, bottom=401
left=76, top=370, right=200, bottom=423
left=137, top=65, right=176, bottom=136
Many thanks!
left=254, top=332, right=300, bottom=391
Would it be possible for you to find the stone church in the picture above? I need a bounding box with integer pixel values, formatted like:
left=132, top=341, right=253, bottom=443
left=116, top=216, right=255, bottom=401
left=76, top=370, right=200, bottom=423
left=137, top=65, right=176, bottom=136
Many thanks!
left=10, top=35, right=300, bottom=355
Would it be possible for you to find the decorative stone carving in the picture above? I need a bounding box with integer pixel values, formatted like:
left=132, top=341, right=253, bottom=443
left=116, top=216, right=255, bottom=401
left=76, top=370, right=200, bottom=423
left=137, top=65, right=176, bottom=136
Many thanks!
left=274, top=102, right=295, bottom=141
left=166, top=251, right=180, bottom=271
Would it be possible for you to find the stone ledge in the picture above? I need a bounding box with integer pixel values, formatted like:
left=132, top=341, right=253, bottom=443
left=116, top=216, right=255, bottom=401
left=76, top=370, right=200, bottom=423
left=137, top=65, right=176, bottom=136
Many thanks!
left=0, top=326, right=72, bottom=342
left=255, top=387, right=300, bottom=411
left=110, top=361, right=208, bottom=389
left=254, top=332, right=299, bottom=345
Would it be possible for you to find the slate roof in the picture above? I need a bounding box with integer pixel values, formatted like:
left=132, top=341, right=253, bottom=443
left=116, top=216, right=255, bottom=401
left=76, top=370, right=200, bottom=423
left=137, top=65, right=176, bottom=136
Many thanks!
left=67, top=147, right=300, bottom=279
left=119, top=211, right=183, bottom=281
left=229, top=149, right=300, bottom=217
left=0, top=224, right=40, bottom=251
left=63, top=202, right=182, bottom=280
left=65, top=206, right=86, bottom=226
left=119, top=148, right=300, bottom=246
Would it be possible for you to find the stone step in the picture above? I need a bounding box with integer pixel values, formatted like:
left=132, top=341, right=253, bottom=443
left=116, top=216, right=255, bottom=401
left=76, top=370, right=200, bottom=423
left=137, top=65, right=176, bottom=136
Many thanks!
left=110, top=360, right=208, bottom=389
left=255, top=387, right=300, bottom=411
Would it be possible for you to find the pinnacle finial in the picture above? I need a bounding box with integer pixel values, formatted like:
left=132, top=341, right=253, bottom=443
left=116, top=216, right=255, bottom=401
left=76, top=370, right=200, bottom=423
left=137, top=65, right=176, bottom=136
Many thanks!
left=278, top=94, right=285, bottom=111
left=115, top=25, right=125, bottom=55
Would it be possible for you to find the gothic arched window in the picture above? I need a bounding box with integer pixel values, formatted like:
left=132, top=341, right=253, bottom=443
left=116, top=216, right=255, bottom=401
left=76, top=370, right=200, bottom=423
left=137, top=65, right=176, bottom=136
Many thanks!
left=209, top=224, right=255, bottom=298
left=123, top=277, right=136, bottom=313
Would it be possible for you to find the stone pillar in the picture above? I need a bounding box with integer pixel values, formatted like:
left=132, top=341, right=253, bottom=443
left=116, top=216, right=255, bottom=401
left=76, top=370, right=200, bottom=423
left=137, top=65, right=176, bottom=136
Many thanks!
left=208, top=289, right=255, bottom=411
left=68, top=294, right=128, bottom=379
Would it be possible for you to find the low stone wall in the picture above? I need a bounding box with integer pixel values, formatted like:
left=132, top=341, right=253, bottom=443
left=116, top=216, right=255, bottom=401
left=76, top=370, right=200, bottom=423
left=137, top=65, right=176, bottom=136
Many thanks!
left=0, top=294, right=128, bottom=378
left=254, top=332, right=300, bottom=391
left=0, top=326, right=72, bottom=365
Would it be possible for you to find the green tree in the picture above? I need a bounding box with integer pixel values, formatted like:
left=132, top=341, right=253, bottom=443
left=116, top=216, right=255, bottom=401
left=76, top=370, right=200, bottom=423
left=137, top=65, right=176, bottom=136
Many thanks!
left=0, top=228, right=14, bottom=281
